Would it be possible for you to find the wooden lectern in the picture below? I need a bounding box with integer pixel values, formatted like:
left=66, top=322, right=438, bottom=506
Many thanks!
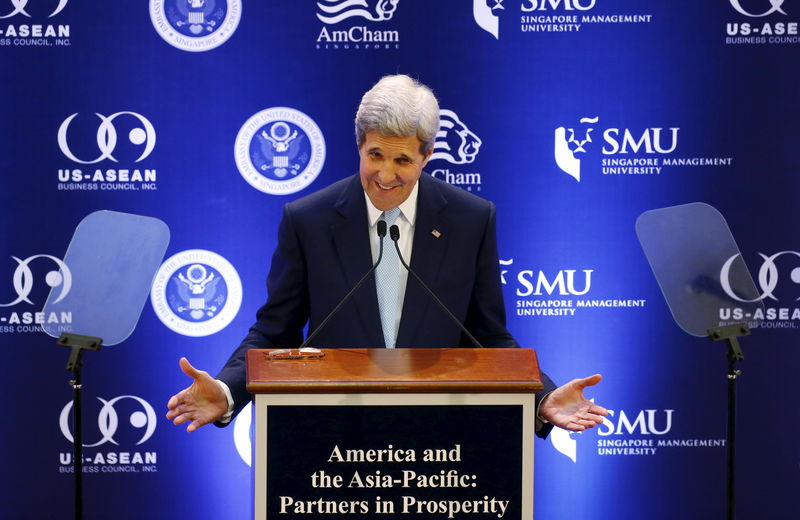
left=246, top=348, right=544, bottom=520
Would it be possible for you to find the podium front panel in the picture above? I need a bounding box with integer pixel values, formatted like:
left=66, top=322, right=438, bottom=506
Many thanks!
left=253, top=393, right=535, bottom=520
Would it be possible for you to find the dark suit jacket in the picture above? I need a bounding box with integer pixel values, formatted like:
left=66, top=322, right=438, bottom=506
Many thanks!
left=217, top=173, right=556, bottom=435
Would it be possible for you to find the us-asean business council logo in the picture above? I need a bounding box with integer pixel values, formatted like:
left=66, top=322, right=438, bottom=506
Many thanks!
left=473, top=0, right=652, bottom=38
left=726, top=0, right=799, bottom=45
left=316, top=0, right=400, bottom=50
left=150, top=0, right=241, bottom=52
left=500, top=258, right=645, bottom=318
left=549, top=406, right=724, bottom=463
left=718, top=250, right=800, bottom=329
left=428, top=109, right=483, bottom=192
left=57, top=111, right=159, bottom=191
left=0, top=254, right=73, bottom=334
left=58, top=395, right=158, bottom=474
left=552, top=116, right=733, bottom=183
left=0, top=0, right=71, bottom=47
left=235, top=107, right=325, bottom=195
left=150, top=249, right=242, bottom=337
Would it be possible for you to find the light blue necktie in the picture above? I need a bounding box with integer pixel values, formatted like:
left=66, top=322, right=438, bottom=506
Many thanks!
left=376, top=208, right=401, bottom=348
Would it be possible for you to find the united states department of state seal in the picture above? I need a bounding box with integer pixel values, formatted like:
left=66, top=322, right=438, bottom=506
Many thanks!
left=150, top=249, right=242, bottom=337
left=149, top=0, right=241, bottom=52
left=234, top=107, right=326, bottom=195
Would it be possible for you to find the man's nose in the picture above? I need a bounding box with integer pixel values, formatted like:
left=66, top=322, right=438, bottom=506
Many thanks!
left=375, top=167, right=396, bottom=184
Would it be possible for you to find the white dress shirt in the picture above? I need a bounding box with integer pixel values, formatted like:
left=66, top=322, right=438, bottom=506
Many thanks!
left=364, top=182, right=418, bottom=346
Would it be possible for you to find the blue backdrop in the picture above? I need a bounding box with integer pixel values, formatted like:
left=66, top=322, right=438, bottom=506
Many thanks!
left=1, top=1, right=798, bottom=518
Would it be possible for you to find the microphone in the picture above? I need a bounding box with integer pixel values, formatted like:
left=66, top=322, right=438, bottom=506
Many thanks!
left=298, top=221, right=387, bottom=349
left=389, top=224, right=484, bottom=348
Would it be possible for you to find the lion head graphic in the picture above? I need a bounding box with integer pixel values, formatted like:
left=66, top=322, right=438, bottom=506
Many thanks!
left=430, top=109, right=483, bottom=165
left=554, top=116, right=599, bottom=182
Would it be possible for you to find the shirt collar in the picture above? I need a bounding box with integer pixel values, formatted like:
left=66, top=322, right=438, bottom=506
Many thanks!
left=365, top=181, right=419, bottom=227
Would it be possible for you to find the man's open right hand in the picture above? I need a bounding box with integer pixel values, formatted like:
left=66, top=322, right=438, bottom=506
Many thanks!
left=166, top=357, right=228, bottom=433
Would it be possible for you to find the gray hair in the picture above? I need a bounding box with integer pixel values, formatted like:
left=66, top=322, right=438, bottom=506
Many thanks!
left=355, top=75, right=440, bottom=155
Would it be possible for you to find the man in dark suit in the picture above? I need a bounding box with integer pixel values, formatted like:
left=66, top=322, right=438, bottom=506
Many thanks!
left=167, top=75, right=607, bottom=436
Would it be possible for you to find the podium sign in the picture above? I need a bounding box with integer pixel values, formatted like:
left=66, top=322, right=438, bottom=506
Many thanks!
left=247, top=348, right=541, bottom=520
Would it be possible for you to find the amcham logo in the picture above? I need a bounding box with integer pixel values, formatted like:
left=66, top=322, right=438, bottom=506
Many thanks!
left=430, top=110, right=482, bottom=165
left=429, top=110, right=483, bottom=191
left=315, top=0, right=401, bottom=48
left=316, top=0, right=399, bottom=23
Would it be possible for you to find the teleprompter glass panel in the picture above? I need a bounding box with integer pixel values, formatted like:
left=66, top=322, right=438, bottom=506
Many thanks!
left=42, top=210, right=170, bottom=345
left=635, top=202, right=762, bottom=337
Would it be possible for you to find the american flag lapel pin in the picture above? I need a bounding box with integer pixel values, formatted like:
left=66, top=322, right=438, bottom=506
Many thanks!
left=431, top=229, right=441, bottom=238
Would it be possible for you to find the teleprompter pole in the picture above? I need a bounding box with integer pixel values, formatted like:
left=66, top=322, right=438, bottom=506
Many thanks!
left=707, top=323, right=748, bottom=520
left=59, top=333, right=103, bottom=520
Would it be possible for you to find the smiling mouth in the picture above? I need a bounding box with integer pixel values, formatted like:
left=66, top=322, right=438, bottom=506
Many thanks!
left=377, top=182, right=399, bottom=191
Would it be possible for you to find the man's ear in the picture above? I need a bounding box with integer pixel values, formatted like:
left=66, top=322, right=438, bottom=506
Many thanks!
left=422, top=147, right=434, bottom=167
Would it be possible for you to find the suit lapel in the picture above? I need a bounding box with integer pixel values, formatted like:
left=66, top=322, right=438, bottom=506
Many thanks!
left=330, top=175, right=384, bottom=347
left=396, top=174, right=449, bottom=347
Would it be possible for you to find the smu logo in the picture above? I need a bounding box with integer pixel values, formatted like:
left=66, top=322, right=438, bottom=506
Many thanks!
left=554, top=116, right=599, bottom=182
left=473, top=0, right=504, bottom=39
left=522, top=0, right=596, bottom=11
left=552, top=408, right=673, bottom=462
left=501, top=259, right=593, bottom=296
left=554, top=116, right=680, bottom=182
left=602, top=128, right=679, bottom=155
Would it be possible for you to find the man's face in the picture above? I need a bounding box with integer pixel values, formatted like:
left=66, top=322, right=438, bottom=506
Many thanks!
left=359, top=131, right=432, bottom=211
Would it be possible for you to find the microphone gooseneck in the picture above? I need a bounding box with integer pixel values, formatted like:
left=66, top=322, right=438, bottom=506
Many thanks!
left=389, top=224, right=484, bottom=348
left=298, top=221, right=387, bottom=349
